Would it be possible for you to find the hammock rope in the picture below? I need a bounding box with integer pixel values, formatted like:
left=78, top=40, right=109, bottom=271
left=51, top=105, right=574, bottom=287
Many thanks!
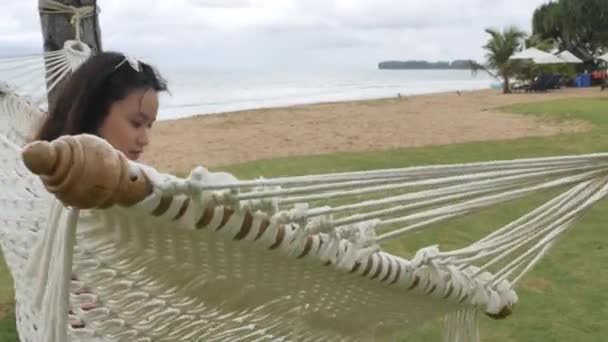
left=1, top=13, right=607, bottom=339
left=0, top=0, right=94, bottom=108
left=39, top=0, right=97, bottom=41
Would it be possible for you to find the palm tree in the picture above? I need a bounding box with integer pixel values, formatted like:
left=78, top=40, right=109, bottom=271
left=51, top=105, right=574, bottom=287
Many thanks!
left=470, top=27, right=527, bottom=93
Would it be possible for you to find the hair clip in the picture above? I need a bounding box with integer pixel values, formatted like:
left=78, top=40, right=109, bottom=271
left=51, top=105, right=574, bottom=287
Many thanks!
left=114, top=55, right=142, bottom=72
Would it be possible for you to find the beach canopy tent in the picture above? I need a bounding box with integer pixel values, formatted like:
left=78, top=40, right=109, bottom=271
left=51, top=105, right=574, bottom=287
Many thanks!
left=510, top=47, right=565, bottom=64
left=2, top=2, right=608, bottom=342
left=556, top=50, right=583, bottom=64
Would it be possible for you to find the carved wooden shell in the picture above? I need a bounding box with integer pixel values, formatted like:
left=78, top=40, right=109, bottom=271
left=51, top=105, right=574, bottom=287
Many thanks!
left=21, top=134, right=152, bottom=209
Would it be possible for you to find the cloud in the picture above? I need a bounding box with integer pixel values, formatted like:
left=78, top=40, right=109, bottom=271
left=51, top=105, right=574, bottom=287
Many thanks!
left=1, top=0, right=548, bottom=68
left=188, top=0, right=254, bottom=8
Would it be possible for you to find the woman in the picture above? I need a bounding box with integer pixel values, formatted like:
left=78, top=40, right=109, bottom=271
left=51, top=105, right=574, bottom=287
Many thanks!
left=31, top=52, right=168, bottom=329
left=36, top=51, right=168, bottom=161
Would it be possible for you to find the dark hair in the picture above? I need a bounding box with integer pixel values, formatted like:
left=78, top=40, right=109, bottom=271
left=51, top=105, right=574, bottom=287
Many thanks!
left=36, top=51, right=168, bottom=141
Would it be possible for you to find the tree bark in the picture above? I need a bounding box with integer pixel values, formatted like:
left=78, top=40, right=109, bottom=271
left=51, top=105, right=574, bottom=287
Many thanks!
left=38, top=0, right=102, bottom=110
left=502, top=71, right=511, bottom=94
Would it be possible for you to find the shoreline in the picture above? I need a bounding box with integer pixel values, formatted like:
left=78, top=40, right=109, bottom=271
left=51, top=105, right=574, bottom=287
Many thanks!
left=144, top=87, right=602, bottom=174
left=157, top=68, right=494, bottom=120
left=158, top=86, right=494, bottom=121
left=157, top=88, right=488, bottom=122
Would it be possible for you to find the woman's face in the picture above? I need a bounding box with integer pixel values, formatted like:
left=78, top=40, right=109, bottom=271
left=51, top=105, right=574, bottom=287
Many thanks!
left=98, top=88, right=159, bottom=161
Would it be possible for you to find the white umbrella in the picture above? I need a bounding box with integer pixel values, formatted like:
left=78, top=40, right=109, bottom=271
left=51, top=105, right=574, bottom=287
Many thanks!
left=598, top=52, right=608, bottom=63
left=510, top=47, right=564, bottom=64
left=556, top=50, right=583, bottom=64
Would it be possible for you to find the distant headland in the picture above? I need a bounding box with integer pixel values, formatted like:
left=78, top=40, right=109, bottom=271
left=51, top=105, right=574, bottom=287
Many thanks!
left=378, top=60, right=475, bottom=70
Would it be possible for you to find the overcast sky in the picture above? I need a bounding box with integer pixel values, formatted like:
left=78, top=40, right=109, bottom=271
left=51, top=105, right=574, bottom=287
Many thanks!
left=1, top=0, right=549, bottom=69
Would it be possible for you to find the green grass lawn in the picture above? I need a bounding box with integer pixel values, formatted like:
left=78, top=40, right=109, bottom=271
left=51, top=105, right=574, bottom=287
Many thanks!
left=0, top=257, right=17, bottom=342
left=1, top=96, right=607, bottom=341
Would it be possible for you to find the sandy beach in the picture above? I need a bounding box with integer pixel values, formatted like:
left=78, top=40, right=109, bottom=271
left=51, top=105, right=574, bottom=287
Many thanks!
left=143, top=88, right=603, bottom=173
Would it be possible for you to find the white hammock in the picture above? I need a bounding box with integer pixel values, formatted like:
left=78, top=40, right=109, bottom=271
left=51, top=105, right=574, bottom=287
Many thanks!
left=1, top=6, right=608, bottom=340
left=3, top=62, right=608, bottom=342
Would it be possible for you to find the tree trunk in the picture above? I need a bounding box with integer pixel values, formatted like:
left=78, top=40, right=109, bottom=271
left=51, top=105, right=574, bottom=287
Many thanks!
left=502, top=71, right=511, bottom=94
left=38, top=0, right=102, bottom=110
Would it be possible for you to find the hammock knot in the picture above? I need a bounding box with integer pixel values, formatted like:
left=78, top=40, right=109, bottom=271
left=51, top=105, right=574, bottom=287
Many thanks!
left=485, top=290, right=505, bottom=315
left=411, top=245, right=441, bottom=269
left=69, top=5, right=95, bottom=22
left=40, top=0, right=96, bottom=41
left=306, top=211, right=334, bottom=235
left=277, top=203, right=309, bottom=226
left=335, top=243, right=378, bottom=272
left=287, top=209, right=333, bottom=257
left=240, top=197, right=278, bottom=214
left=464, top=266, right=518, bottom=317
left=445, top=265, right=469, bottom=300
left=147, top=166, right=186, bottom=196
left=241, top=179, right=280, bottom=214
left=208, top=190, right=238, bottom=207
left=470, top=283, right=490, bottom=308
left=322, top=220, right=381, bottom=269
left=186, top=166, right=208, bottom=194
left=337, top=220, right=380, bottom=249
left=416, top=264, right=450, bottom=296
left=159, top=166, right=240, bottom=207
left=485, top=280, right=518, bottom=318
left=333, top=222, right=380, bottom=271
left=318, top=232, right=343, bottom=264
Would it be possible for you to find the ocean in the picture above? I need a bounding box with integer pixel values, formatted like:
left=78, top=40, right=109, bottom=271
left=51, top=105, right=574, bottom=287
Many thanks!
left=0, top=61, right=494, bottom=121
left=157, top=68, right=494, bottom=120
